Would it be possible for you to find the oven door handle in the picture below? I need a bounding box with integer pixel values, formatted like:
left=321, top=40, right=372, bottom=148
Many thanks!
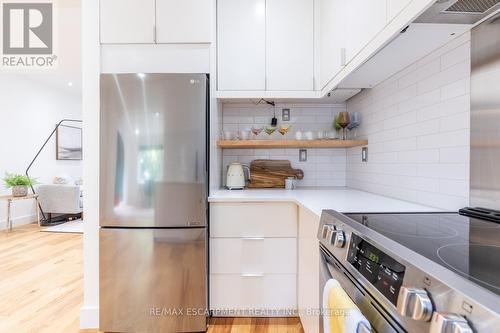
left=320, top=246, right=403, bottom=333
left=320, top=247, right=376, bottom=333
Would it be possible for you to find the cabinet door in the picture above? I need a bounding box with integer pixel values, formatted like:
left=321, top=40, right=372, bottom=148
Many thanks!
left=210, top=274, right=297, bottom=311
left=156, top=0, right=212, bottom=43
left=266, top=0, right=313, bottom=91
left=210, top=202, right=297, bottom=238
left=100, top=0, right=155, bottom=43
left=298, top=208, right=320, bottom=333
left=319, top=0, right=345, bottom=89
left=217, top=0, right=266, bottom=91
left=344, top=0, right=387, bottom=64
left=210, top=238, right=297, bottom=274
left=387, top=0, right=411, bottom=23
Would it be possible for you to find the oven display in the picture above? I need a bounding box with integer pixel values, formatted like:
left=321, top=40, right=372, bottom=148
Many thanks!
left=347, top=234, right=405, bottom=305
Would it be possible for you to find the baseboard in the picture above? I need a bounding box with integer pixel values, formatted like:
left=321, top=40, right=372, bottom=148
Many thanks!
left=0, top=214, right=36, bottom=229
left=80, top=306, right=99, bottom=329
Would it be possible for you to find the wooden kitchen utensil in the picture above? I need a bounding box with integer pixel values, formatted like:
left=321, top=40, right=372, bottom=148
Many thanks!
left=247, top=159, right=304, bottom=188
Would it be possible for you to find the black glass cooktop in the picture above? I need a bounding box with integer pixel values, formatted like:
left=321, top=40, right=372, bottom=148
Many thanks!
left=346, top=212, right=500, bottom=297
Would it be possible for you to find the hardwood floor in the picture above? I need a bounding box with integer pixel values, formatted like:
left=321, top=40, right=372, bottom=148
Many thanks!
left=0, top=223, right=304, bottom=333
left=0, top=223, right=83, bottom=333
left=207, top=318, right=304, bottom=333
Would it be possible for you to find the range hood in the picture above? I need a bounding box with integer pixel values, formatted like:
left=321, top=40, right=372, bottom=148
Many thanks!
left=415, top=0, right=500, bottom=24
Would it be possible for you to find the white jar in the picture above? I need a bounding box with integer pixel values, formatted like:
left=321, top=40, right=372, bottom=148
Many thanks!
left=295, top=130, right=303, bottom=140
left=239, top=130, right=250, bottom=140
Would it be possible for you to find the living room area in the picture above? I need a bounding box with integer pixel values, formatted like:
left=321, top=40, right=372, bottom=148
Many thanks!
left=0, top=0, right=85, bottom=331
left=0, top=0, right=82, bottom=232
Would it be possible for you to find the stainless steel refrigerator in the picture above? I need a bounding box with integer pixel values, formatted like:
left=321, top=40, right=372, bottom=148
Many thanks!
left=99, top=73, right=208, bottom=333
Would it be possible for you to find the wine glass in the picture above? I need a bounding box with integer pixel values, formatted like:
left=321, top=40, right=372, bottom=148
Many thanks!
left=278, top=125, right=292, bottom=140
left=347, top=112, right=361, bottom=138
left=251, top=126, right=263, bottom=139
left=338, top=112, right=350, bottom=140
left=333, top=115, right=342, bottom=138
left=264, top=126, right=277, bottom=138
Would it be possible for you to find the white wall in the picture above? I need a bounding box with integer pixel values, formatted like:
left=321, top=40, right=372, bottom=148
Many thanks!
left=0, top=0, right=82, bottom=228
left=221, top=103, right=347, bottom=187
left=81, top=0, right=100, bottom=328
left=346, top=32, right=471, bottom=210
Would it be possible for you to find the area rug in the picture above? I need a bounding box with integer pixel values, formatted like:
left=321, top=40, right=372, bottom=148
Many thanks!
left=41, top=220, right=84, bottom=234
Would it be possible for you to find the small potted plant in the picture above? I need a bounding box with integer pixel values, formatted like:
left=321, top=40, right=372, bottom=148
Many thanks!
left=3, top=173, right=37, bottom=197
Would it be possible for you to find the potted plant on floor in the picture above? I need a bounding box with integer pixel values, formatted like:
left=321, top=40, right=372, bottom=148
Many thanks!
left=3, top=173, right=37, bottom=197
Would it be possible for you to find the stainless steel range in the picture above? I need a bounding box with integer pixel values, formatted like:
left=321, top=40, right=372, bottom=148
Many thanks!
left=318, top=10, right=500, bottom=333
left=318, top=210, right=500, bottom=333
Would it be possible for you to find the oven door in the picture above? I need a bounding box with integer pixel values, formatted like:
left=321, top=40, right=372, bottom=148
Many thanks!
left=319, top=245, right=404, bottom=333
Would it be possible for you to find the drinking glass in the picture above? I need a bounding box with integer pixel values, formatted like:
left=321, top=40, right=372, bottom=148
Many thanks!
left=338, top=112, right=350, bottom=140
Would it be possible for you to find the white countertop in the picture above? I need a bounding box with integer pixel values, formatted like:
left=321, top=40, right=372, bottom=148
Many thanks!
left=209, top=187, right=441, bottom=217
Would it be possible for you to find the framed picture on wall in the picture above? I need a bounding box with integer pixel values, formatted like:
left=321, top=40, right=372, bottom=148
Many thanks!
left=56, top=124, right=83, bottom=160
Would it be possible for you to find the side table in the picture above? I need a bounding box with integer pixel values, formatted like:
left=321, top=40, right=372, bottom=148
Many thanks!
left=0, top=194, right=40, bottom=232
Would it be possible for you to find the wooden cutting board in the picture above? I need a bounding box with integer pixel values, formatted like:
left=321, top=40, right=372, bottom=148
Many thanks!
left=248, top=159, right=304, bottom=188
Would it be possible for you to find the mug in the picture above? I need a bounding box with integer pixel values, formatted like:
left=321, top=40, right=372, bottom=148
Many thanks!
left=285, top=177, right=296, bottom=190
left=222, top=130, right=234, bottom=140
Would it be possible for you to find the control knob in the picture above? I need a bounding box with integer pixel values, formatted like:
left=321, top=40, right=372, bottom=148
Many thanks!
left=322, top=224, right=335, bottom=240
left=429, top=312, right=473, bottom=333
left=333, top=229, right=346, bottom=248
left=396, top=287, right=433, bottom=321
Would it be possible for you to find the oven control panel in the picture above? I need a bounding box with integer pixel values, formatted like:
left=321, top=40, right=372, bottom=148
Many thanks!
left=347, top=233, right=406, bottom=305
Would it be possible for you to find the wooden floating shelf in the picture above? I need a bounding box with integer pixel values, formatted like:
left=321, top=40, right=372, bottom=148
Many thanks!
left=217, top=139, right=368, bottom=149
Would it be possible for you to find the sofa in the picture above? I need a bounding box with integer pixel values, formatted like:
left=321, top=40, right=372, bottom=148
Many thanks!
left=37, top=184, right=83, bottom=217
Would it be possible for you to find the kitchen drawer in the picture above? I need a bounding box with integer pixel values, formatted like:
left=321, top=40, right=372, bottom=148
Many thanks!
left=210, top=274, right=297, bottom=313
left=210, top=202, right=297, bottom=238
left=210, top=238, right=297, bottom=274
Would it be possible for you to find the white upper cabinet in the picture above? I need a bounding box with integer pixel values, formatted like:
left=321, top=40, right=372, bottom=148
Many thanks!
left=344, top=0, right=387, bottom=64
left=217, top=0, right=314, bottom=93
left=155, top=0, right=212, bottom=43
left=318, top=0, right=344, bottom=89
left=100, top=0, right=212, bottom=44
left=387, top=0, right=412, bottom=23
left=217, top=0, right=266, bottom=91
left=100, top=0, right=155, bottom=43
left=266, top=0, right=313, bottom=91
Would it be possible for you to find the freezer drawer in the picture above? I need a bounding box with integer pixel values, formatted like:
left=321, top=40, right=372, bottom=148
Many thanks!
left=99, top=228, right=207, bottom=333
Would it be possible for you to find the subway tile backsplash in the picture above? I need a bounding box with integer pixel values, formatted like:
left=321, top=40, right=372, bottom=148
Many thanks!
left=221, top=104, right=348, bottom=187
left=346, top=32, right=471, bottom=210
left=219, top=33, right=471, bottom=210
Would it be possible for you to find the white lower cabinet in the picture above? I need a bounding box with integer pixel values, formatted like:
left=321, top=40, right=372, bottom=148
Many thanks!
left=210, top=202, right=297, bottom=238
left=298, top=207, right=321, bottom=333
left=210, top=238, right=297, bottom=275
left=209, top=202, right=298, bottom=316
left=210, top=274, right=297, bottom=313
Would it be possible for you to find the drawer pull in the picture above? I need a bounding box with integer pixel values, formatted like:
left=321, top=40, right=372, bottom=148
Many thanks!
left=241, top=237, right=265, bottom=240
left=241, top=273, right=264, bottom=277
